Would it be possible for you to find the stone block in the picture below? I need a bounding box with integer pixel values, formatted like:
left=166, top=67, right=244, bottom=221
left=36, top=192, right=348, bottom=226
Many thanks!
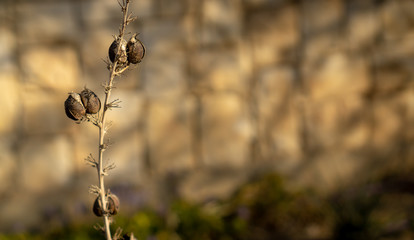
left=106, top=89, right=145, bottom=132
left=304, top=52, right=370, bottom=101
left=143, top=45, right=187, bottom=100
left=373, top=57, right=412, bottom=96
left=16, top=1, right=80, bottom=44
left=306, top=96, right=368, bottom=151
left=0, top=135, right=18, bottom=195
left=347, top=9, right=381, bottom=51
left=21, top=46, right=80, bottom=93
left=0, top=26, right=16, bottom=72
left=158, top=0, right=187, bottom=18
left=256, top=67, right=302, bottom=166
left=381, top=0, right=414, bottom=41
left=303, top=31, right=347, bottom=63
left=302, top=0, right=344, bottom=34
left=193, top=47, right=245, bottom=94
left=372, top=96, right=407, bottom=150
left=201, top=0, right=242, bottom=45
left=18, top=135, right=74, bottom=192
left=247, top=4, right=299, bottom=66
left=62, top=114, right=101, bottom=175
left=147, top=98, right=194, bottom=173
left=106, top=129, right=145, bottom=184
left=142, top=18, right=186, bottom=54
left=338, top=96, right=371, bottom=151
left=129, top=0, right=155, bottom=19
left=80, top=0, right=120, bottom=27
left=22, top=88, right=70, bottom=134
left=0, top=73, right=21, bottom=134
left=201, top=94, right=251, bottom=167
left=257, top=67, right=295, bottom=118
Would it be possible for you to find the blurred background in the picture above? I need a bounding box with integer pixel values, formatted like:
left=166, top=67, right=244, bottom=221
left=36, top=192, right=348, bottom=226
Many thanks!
left=1, top=0, right=414, bottom=239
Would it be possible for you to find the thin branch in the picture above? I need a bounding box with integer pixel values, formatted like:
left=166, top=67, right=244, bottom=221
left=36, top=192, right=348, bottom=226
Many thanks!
left=95, top=0, right=134, bottom=239
left=103, top=162, right=116, bottom=175
left=85, top=154, right=98, bottom=168
left=115, top=65, right=130, bottom=75
left=89, top=185, right=101, bottom=195
left=113, top=228, right=124, bottom=240
left=106, top=99, right=122, bottom=110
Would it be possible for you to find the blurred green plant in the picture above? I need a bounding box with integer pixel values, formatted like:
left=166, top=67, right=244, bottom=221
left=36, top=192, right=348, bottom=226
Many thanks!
left=2, top=172, right=414, bottom=240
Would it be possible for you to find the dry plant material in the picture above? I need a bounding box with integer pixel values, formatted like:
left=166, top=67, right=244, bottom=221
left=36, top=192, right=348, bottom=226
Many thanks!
left=64, top=0, right=145, bottom=239
left=64, top=88, right=101, bottom=122
left=127, top=33, right=146, bottom=64
left=65, top=92, right=86, bottom=121
left=81, top=88, right=101, bottom=114
left=108, top=37, right=128, bottom=65
left=93, top=193, right=120, bottom=217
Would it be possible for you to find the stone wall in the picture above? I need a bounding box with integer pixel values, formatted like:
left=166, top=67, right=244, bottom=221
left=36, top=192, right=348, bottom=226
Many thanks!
left=0, top=0, right=414, bottom=232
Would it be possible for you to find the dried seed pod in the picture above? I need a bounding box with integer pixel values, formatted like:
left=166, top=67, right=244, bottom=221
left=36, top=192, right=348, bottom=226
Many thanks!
left=92, top=194, right=120, bottom=217
left=123, top=233, right=137, bottom=240
left=127, top=33, right=146, bottom=64
left=107, top=193, right=120, bottom=216
left=108, top=37, right=128, bottom=64
left=80, top=88, right=101, bottom=114
left=93, top=196, right=104, bottom=217
left=64, top=92, right=86, bottom=121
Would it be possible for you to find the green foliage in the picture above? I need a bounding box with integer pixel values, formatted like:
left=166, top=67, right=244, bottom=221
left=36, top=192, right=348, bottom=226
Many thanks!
left=223, top=174, right=331, bottom=240
left=0, top=224, right=102, bottom=240
left=3, top=172, right=414, bottom=239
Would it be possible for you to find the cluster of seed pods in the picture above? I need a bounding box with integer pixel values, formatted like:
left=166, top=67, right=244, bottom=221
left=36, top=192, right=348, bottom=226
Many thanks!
left=64, top=88, right=101, bottom=121
left=108, top=33, right=145, bottom=65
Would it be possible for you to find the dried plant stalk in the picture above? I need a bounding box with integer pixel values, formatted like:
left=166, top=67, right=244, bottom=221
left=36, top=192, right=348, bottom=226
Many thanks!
left=65, top=0, right=144, bottom=238
left=95, top=0, right=135, bottom=239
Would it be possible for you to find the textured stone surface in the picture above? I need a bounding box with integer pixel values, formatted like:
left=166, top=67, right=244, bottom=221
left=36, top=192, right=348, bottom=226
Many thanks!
left=1, top=0, right=413, bottom=232
left=201, top=0, right=242, bottom=45
left=0, top=73, right=21, bottom=134
left=22, top=89, right=69, bottom=134
left=19, top=135, right=74, bottom=192
left=147, top=98, right=194, bottom=173
left=248, top=4, right=299, bottom=67
left=193, top=47, right=244, bottom=93
left=21, top=46, right=80, bottom=92
left=202, top=94, right=251, bottom=168
left=0, top=136, right=18, bottom=195
left=17, top=1, right=80, bottom=44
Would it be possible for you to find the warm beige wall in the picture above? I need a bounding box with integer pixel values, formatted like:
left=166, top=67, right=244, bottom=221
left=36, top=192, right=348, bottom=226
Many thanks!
left=0, top=0, right=413, bottom=232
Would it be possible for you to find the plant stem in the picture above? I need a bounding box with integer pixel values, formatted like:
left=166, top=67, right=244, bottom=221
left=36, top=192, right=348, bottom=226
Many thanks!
left=98, top=125, right=112, bottom=240
left=96, top=1, right=131, bottom=239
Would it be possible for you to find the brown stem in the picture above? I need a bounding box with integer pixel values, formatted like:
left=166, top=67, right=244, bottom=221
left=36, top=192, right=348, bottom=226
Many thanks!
left=96, top=0, right=131, bottom=239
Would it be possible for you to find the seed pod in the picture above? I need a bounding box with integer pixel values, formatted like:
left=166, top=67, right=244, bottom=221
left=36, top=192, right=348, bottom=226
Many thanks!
left=108, top=37, right=128, bottom=64
left=123, top=233, right=137, bottom=240
left=80, top=88, right=101, bottom=114
left=92, top=196, right=104, bottom=217
left=92, top=194, right=120, bottom=217
left=127, top=33, right=146, bottom=64
left=64, top=92, right=86, bottom=121
left=107, top=193, right=120, bottom=216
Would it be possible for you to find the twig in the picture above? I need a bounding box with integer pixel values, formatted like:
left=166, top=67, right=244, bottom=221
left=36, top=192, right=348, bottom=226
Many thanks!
left=95, top=0, right=132, bottom=239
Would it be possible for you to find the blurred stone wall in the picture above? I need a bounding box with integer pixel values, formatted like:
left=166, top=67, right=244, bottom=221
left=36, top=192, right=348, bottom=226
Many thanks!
left=1, top=0, right=414, bottom=232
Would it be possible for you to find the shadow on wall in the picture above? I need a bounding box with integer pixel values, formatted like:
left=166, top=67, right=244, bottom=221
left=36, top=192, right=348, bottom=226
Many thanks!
left=0, top=0, right=414, bottom=236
